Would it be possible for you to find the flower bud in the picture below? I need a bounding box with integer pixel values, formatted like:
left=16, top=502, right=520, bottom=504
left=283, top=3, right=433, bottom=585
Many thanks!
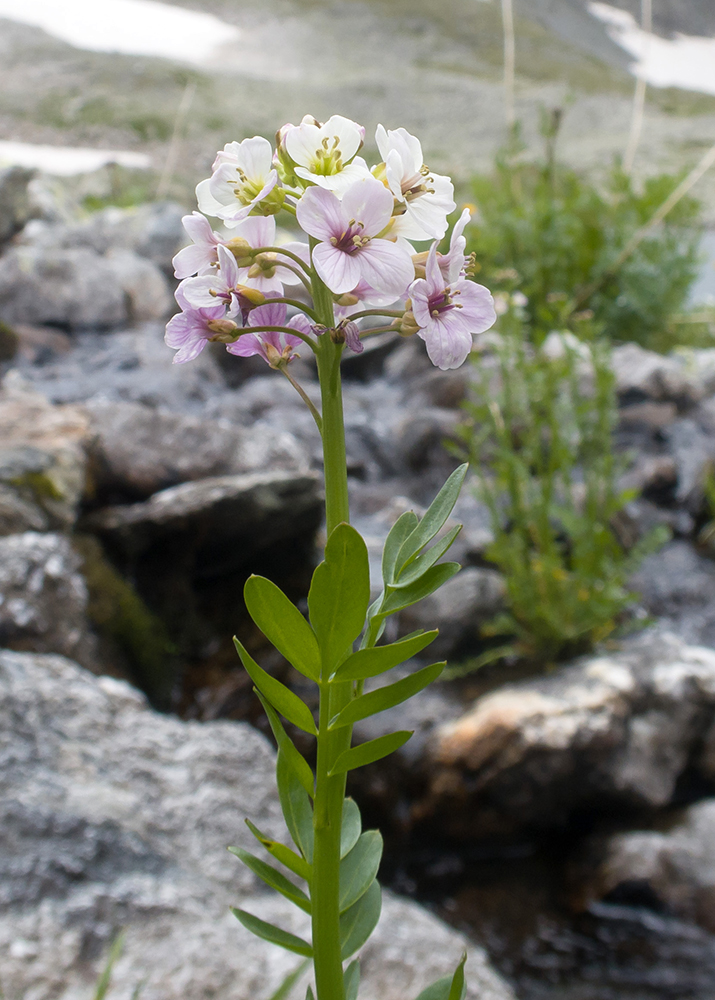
left=226, top=237, right=254, bottom=268
left=392, top=306, right=420, bottom=338
left=237, top=286, right=266, bottom=307
left=334, top=292, right=360, bottom=307
left=206, top=318, right=239, bottom=342
left=411, top=250, right=430, bottom=280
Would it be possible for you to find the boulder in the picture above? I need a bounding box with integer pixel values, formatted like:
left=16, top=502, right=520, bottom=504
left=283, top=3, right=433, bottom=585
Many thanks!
left=0, top=166, right=34, bottom=245
left=84, top=399, right=309, bottom=501
left=610, top=343, right=702, bottom=406
left=84, top=469, right=322, bottom=577
left=0, top=244, right=171, bottom=331
left=0, top=374, right=89, bottom=532
left=419, top=634, right=715, bottom=838
left=579, top=799, right=715, bottom=932
left=0, top=533, right=95, bottom=667
left=0, top=649, right=514, bottom=1000
left=631, top=541, right=715, bottom=649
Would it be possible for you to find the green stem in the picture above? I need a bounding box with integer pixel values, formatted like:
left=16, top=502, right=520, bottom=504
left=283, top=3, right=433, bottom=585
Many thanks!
left=310, top=246, right=351, bottom=1000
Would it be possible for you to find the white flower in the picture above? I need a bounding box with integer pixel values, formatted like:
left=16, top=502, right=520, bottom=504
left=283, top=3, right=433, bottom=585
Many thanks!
left=283, top=115, right=371, bottom=194
left=374, top=124, right=455, bottom=241
left=196, top=137, right=279, bottom=228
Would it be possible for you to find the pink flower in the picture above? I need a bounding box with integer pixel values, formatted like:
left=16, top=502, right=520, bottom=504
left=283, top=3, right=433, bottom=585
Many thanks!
left=296, top=178, right=414, bottom=296
left=164, top=284, right=234, bottom=365
left=227, top=302, right=304, bottom=366
left=172, top=212, right=226, bottom=279
left=438, top=208, right=471, bottom=284
left=409, top=244, right=496, bottom=370
left=179, top=244, right=243, bottom=315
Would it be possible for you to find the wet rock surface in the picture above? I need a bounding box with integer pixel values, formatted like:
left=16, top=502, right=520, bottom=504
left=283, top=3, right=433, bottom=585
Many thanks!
left=0, top=649, right=514, bottom=1000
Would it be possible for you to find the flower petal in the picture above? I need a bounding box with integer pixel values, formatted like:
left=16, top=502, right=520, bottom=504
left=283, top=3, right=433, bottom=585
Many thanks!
left=172, top=338, right=209, bottom=364
left=418, top=315, right=473, bottom=370
left=236, top=136, right=274, bottom=178
left=357, top=240, right=415, bottom=297
left=173, top=243, right=216, bottom=279
left=196, top=178, right=226, bottom=217
left=341, top=176, right=394, bottom=237
left=312, top=243, right=362, bottom=294
left=296, top=186, right=346, bottom=243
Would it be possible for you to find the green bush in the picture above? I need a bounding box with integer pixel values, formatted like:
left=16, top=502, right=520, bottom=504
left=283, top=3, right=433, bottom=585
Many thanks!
left=466, top=120, right=702, bottom=350
left=458, top=320, right=668, bottom=667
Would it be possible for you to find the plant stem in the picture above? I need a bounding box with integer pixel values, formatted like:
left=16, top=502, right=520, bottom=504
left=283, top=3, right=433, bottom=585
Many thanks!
left=310, top=249, right=351, bottom=1000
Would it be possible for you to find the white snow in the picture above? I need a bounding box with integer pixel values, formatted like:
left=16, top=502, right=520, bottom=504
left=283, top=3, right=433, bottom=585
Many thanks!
left=0, top=0, right=241, bottom=64
left=0, top=141, right=150, bottom=175
left=590, top=3, right=715, bottom=97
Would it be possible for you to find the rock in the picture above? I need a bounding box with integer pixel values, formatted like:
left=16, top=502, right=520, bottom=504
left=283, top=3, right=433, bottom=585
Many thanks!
left=85, top=469, right=322, bottom=577
left=14, top=324, right=228, bottom=414
left=400, top=567, right=506, bottom=659
left=0, top=374, right=89, bottom=531
left=85, top=399, right=309, bottom=501
left=0, top=166, right=34, bottom=244
left=664, top=417, right=715, bottom=512
left=396, top=408, right=462, bottom=473
left=618, top=401, right=678, bottom=432
left=580, top=800, right=715, bottom=932
left=619, top=453, right=677, bottom=499
left=610, top=343, right=702, bottom=406
left=631, top=541, right=715, bottom=649
left=0, top=533, right=95, bottom=667
left=0, top=649, right=514, bottom=1000
left=0, top=244, right=171, bottom=331
left=419, top=634, right=715, bottom=838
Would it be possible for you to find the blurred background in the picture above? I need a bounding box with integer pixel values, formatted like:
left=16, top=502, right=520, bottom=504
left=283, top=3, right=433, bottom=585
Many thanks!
left=4, top=3, right=715, bottom=1000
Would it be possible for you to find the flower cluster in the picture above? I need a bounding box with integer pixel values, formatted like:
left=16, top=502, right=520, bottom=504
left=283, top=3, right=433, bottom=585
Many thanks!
left=165, top=114, right=496, bottom=371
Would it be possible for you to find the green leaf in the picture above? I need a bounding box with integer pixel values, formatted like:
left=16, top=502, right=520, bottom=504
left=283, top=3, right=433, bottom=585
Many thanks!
left=344, top=960, right=360, bottom=1000
left=340, top=878, right=382, bottom=959
left=234, top=639, right=317, bottom=735
left=229, top=848, right=311, bottom=913
left=328, top=731, right=413, bottom=776
left=276, top=751, right=314, bottom=862
left=306, top=986, right=315, bottom=1000
left=258, top=693, right=315, bottom=799
left=340, top=798, right=362, bottom=859
left=93, top=930, right=126, bottom=1000
left=334, top=630, right=438, bottom=681
left=339, top=830, right=383, bottom=912
left=381, top=563, right=460, bottom=615
left=414, top=954, right=467, bottom=1000
left=393, top=525, right=462, bottom=588
left=382, top=510, right=418, bottom=585
left=244, top=819, right=311, bottom=882
left=395, top=465, right=468, bottom=575
left=268, top=959, right=311, bottom=1000
left=308, top=524, right=370, bottom=670
left=330, top=663, right=444, bottom=730
left=244, top=575, right=320, bottom=681
left=231, top=908, right=312, bottom=957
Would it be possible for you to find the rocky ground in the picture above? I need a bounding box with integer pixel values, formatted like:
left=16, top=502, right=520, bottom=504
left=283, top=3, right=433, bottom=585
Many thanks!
left=4, top=163, right=715, bottom=998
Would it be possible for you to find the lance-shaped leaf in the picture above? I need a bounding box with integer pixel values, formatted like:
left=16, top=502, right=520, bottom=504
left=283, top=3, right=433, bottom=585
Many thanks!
left=231, top=908, right=312, bottom=957
left=382, top=510, right=418, bottom=585
left=330, top=663, right=444, bottom=730
left=259, top=693, right=315, bottom=798
left=340, top=878, right=382, bottom=959
left=245, top=819, right=311, bottom=882
left=344, top=960, right=361, bottom=1000
left=276, top=751, right=314, bottom=862
left=306, top=986, right=316, bottom=1000
left=235, top=639, right=317, bottom=735
left=308, top=524, right=370, bottom=670
left=244, top=575, right=321, bottom=681
left=340, top=797, right=362, bottom=859
left=393, top=525, right=462, bottom=589
left=339, top=830, right=383, bottom=912
left=413, top=953, right=467, bottom=1000
left=328, top=731, right=413, bottom=776
left=333, top=630, right=438, bottom=681
left=381, top=563, right=460, bottom=616
left=394, top=464, right=468, bottom=576
left=229, top=847, right=311, bottom=913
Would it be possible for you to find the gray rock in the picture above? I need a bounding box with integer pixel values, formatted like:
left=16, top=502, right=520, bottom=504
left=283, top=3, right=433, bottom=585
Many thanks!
left=0, top=244, right=171, bottom=331
left=664, top=418, right=715, bottom=511
left=85, top=469, right=322, bottom=577
left=631, top=541, right=715, bottom=649
left=85, top=399, right=308, bottom=500
left=400, top=567, right=506, bottom=659
left=420, top=634, right=715, bottom=837
left=581, top=799, right=715, bottom=932
left=0, top=166, right=34, bottom=245
left=611, top=343, right=702, bottom=405
left=0, top=533, right=95, bottom=666
left=0, top=649, right=514, bottom=1000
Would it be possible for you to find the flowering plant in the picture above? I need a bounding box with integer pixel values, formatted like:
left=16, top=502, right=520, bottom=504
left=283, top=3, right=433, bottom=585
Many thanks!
left=166, top=114, right=496, bottom=1000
